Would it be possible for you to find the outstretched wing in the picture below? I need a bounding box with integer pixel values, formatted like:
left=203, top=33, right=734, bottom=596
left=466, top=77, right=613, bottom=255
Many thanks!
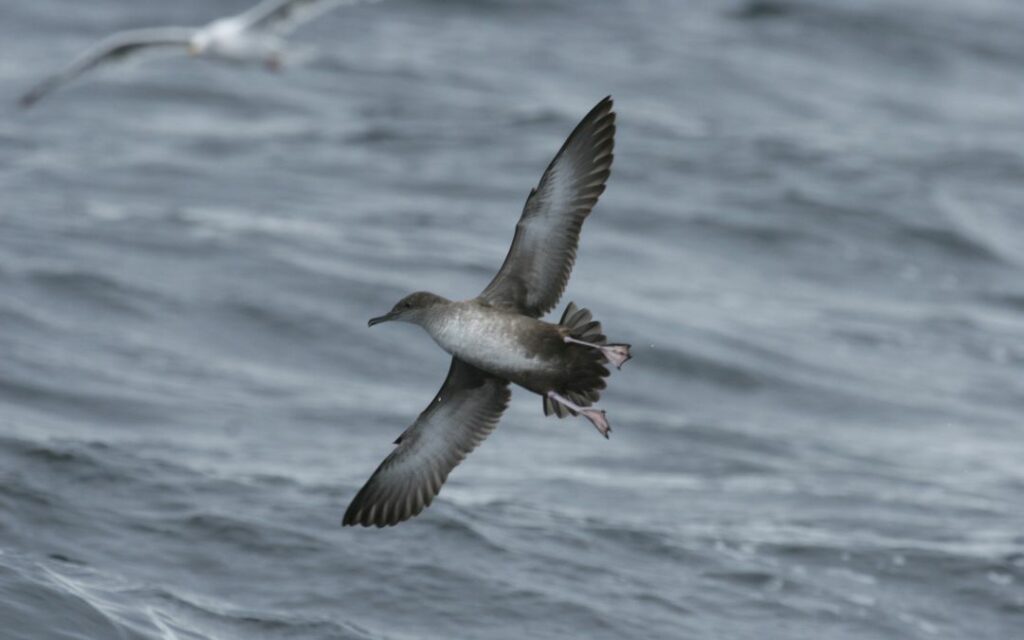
left=478, top=96, right=616, bottom=317
left=19, top=27, right=195, bottom=109
left=237, top=0, right=369, bottom=35
left=343, top=358, right=510, bottom=527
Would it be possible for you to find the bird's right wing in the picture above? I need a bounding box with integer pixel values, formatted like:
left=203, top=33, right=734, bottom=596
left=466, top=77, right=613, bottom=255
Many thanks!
left=477, top=97, right=615, bottom=317
left=19, top=27, right=195, bottom=108
left=343, top=358, right=510, bottom=527
left=236, top=0, right=371, bottom=35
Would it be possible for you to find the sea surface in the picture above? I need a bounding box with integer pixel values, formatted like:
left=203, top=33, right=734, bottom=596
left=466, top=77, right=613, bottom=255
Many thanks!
left=1, top=0, right=1023, bottom=638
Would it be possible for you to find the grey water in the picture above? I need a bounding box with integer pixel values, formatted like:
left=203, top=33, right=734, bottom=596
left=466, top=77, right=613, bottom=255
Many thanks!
left=1, top=0, right=1023, bottom=637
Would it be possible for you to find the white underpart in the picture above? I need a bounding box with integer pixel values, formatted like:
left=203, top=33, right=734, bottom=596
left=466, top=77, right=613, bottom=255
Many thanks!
left=194, top=18, right=281, bottom=61
left=425, top=305, right=550, bottom=377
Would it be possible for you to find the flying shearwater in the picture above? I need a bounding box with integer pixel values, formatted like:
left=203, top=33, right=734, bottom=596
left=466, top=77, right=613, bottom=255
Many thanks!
left=19, top=0, right=373, bottom=108
left=344, top=96, right=630, bottom=528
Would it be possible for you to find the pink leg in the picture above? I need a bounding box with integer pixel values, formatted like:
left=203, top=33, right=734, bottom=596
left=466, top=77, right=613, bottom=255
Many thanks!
left=547, top=391, right=611, bottom=439
left=564, top=336, right=632, bottom=369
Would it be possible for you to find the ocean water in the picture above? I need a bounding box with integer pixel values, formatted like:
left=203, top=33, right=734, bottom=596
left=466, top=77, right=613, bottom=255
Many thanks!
left=2, top=0, right=1024, bottom=637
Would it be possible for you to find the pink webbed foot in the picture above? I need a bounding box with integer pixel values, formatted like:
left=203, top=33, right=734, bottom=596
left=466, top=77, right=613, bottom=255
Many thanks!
left=580, top=408, right=611, bottom=438
left=547, top=391, right=612, bottom=439
left=564, top=336, right=632, bottom=369
left=600, top=344, right=631, bottom=369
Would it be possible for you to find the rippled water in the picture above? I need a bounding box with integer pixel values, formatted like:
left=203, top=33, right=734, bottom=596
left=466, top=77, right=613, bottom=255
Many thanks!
left=2, top=0, right=1024, bottom=638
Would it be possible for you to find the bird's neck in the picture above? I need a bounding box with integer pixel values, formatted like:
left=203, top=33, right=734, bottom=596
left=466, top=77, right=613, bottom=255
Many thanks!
left=417, top=300, right=462, bottom=340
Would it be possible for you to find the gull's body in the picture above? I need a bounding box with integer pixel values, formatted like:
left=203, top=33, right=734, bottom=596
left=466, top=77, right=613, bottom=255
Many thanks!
left=345, top=97, right=630, bottom=528
left=19, top=0, right=368, bottom=108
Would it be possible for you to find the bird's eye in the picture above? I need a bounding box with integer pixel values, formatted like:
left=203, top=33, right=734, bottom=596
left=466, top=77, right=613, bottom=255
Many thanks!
left=403, top=302, right=411, bottom=309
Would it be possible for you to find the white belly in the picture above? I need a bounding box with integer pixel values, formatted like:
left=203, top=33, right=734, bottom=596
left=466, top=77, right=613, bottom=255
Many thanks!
left=427, top=306, right=546, bottom=376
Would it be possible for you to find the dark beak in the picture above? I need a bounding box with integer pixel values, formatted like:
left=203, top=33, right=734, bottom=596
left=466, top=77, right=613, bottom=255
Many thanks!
left=368, top=312, right=394, bottom=327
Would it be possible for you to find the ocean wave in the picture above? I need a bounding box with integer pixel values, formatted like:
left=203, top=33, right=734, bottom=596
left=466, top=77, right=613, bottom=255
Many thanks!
left=26, top=268, right=167, bottom=316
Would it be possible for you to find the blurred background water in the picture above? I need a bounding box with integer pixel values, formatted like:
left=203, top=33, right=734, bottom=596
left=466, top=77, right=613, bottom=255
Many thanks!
left=1, top=0, right=1023, bottom=638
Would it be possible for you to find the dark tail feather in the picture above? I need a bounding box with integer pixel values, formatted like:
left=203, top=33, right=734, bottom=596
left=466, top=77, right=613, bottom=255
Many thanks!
left=542, top=302, right=622, bottom=418
left=559, top=301, right=607, bottom=344
left=560, top=301, right=632, bottom=369
left=543, top=393, right=572, bottom=418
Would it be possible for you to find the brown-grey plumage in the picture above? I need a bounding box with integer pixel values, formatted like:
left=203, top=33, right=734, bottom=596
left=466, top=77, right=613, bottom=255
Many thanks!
left=346, top=97, right=628, bottom=527
left=542, top=302, right=609, bottom=417
left=342, top=359, right=510, bottom=527
left=480, top=96, right=616, bottom=317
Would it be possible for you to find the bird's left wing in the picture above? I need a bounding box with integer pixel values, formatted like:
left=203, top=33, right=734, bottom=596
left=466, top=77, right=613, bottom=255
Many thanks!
left=477, top=97, right=616, bottom=317
left=343, top=358, right=510, bottom=527
left=19, top=27, right=195, bottom=108
left=236, top=0, right=369, bottom=35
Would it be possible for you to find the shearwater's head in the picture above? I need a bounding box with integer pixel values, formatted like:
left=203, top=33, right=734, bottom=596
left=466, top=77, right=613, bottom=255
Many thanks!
left=368, top=292, right=449, bottom=327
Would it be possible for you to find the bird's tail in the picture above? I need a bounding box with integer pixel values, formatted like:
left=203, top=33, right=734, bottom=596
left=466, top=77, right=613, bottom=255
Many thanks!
left=559, top=301, right=608, bottom=345
left=560, top=302, right=631, bottom=367
left=543, top=302, right=629, bottom=418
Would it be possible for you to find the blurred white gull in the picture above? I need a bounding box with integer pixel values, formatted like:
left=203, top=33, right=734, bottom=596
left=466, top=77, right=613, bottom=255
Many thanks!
left=19, top=0, right=374, bottom=108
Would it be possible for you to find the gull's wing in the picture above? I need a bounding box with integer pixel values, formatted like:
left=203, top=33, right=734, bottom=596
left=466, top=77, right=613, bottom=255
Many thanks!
left=236, top=0, right=367, bottom=35
left=19, top=27, right=195, bottom=108
left=343, top=358, right=510, bottom=527
left=478, top=96, right=616, bottom=317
